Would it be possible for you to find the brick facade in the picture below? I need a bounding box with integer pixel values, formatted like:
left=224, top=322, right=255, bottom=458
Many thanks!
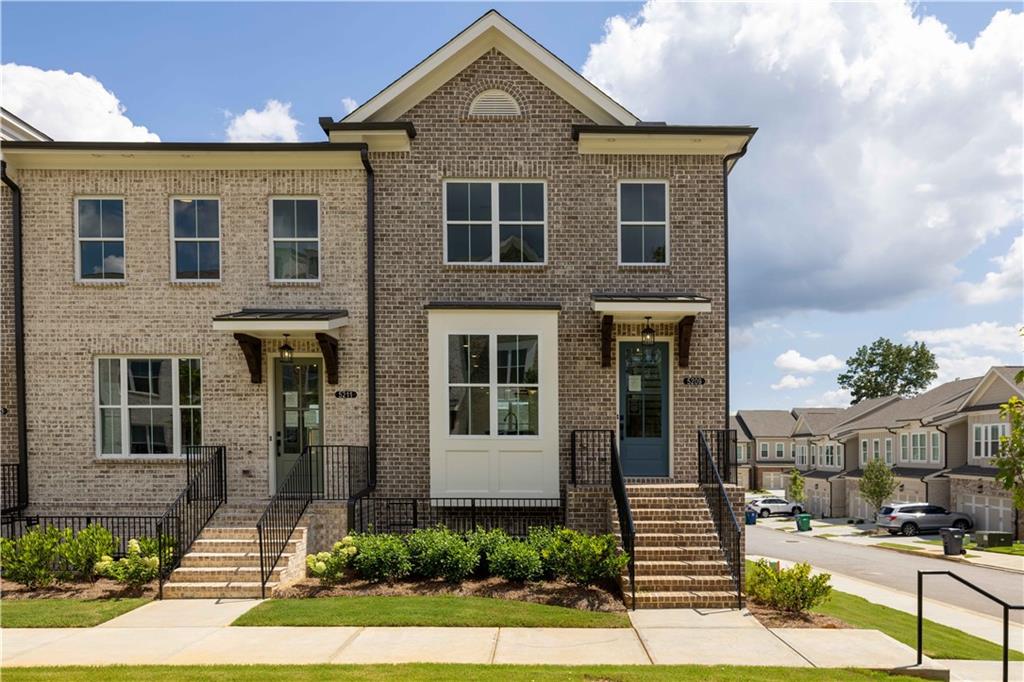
left=565, top=485, right=610, bottom=535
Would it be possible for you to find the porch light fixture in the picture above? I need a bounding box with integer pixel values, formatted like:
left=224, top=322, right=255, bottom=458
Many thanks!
left=279, top=334, right=294, bottom=361
left=640, top=317, right=656, bottom=346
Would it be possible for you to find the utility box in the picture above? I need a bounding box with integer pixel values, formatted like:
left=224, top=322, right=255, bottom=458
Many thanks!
left=975, top=531, right=1013, bottom=548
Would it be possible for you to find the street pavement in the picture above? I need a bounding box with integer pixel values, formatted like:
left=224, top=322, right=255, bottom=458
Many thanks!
left=748, top=524, right=1024, bottom=624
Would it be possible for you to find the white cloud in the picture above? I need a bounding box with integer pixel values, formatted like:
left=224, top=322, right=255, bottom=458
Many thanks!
left=956, top=234, right=1024, bottom=304
left=730, top=318, right=783, bottom=349
left=805, top=388, right=853, bottom=407
left=774, top=349, right=844, bottom=373
left=0, top=63, right=158, bottom=141
left=583, top=2, right=1023, bottom=322
left=225, top=100, right=300, bottom=142
left=771, top=374, right=814, bottom=390
left=341, top=97, right=358, bottom=114
left=905, top=321, right=1023, bottom=384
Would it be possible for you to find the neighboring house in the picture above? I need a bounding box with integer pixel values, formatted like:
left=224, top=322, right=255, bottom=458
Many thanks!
left=926, top=366, right=1023, bottom=537
left=731, top=415, right=753, bottom=490
left=735, top=409, right=796, bottom=490
left=0, top=12, right=755, bottom=604
left=0, top=108, right=51, bottom=143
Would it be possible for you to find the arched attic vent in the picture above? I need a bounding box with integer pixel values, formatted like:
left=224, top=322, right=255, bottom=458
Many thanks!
left=468, top=89, right=522, bottom=117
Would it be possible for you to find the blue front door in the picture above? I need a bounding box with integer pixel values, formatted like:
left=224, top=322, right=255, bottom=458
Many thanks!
left=618, top=341, right=669, bottom=477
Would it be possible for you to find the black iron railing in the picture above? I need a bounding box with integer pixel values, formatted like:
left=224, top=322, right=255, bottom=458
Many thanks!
left=256, top=446, right=315, bottom=598
left=307, top=445, right=370, bottom=500
left=157, top=445, right=227, bottom=598
left=348, top=495, right=564, bottom=536
left=1, top=463, right=19, bottom=514
left=698, top=429, right=742, bottom=609
left=570, top=430, right=612, bottom=486
left=1, top=514, right=164, bottom=557
left=607, top=433, right=636, bottom=609
left=918, top=571, right=1022, bottom=682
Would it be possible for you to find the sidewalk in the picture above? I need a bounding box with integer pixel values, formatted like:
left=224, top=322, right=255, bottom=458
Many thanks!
left=1, top=598, right=943, bottom=676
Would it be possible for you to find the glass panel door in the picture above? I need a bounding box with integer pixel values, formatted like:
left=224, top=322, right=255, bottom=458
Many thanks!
left=274, top=357, right=323, bottom=492
left=618, top=341, right=669, bottom=477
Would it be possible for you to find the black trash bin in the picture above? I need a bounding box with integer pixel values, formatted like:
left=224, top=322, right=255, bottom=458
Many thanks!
left=939, top=527, right=965, bottom=556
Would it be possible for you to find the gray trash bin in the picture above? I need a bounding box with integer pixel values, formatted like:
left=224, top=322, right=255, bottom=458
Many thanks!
left=939, top=527, right=965, bottom=556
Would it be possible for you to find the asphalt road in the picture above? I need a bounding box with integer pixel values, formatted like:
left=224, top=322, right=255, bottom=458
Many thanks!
left=747, top=525, right=1024, bottom=624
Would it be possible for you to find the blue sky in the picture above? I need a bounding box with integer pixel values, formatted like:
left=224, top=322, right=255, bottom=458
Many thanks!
left=3, top=2, right=1022, bottom=411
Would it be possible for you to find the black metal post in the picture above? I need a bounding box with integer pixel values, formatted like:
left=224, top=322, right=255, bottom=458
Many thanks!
left=258, top=524, right=266, bottom=599
left=1004, top=604, right=1009, bottom=682
left=916, top=571, right=923, bottom=666
left=570, top=431, right=577, bottom=485
left=157, top=520, right=164, bottom=600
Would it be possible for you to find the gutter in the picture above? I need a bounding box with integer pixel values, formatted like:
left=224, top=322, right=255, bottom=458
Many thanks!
left=1, top=160, right=28, bottom=511
left=721, top=138, right=751, bottom=427
left=359, top=146, right=377, bottom=490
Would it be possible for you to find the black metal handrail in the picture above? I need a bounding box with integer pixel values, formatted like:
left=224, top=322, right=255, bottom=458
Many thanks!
left=698, top=429, right=742, bottom=609
left=256, top=446, right=315, bottom=598
left=918, top=570, right=1023, bottom=682
left=1, top=463, right=20, bottom=514
left=157, top=445, right=227, bottom=599
left=307, top=445, right=370, bottom=500
left=347, top=495, right=564, bottom=536
left=608, top=431, right=637, bottom=610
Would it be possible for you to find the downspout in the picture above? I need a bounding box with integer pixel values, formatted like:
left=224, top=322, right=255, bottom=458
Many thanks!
left=722, top=140, right=750, bottom=427
left=359, top=146, right=377, bottom=490
left=1, top=160, right=28, bottom=511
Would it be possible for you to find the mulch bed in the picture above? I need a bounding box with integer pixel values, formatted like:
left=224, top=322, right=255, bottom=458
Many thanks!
left=0, top=578, right=157, bottom=600
left=273, top=575, right=626, bottom=612
left=746, top=600, right=848, bottom=629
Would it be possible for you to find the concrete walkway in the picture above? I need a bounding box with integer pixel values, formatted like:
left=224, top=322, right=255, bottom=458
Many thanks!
left=751, top=554, right=1024, bottom=651
left=1, top=598, right=943, bottom=675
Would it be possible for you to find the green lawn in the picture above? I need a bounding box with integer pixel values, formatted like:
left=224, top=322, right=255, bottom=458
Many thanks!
left=919, top=539, right=1024, bottom=557
left=233, top=595, right=630, bottom=628
left=0, top=598, right=150, bottom=628
left=0, top=664, right=925, bottom=682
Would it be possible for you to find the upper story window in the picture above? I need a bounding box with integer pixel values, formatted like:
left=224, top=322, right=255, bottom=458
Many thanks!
left=860, top=439, right=868, bottom=464
left=775, top=442, right=785, bottom=458
left=619, top=181, right=667, bottom=265
left=900, top=433, right=909, bottom=462
left=271, top=198, right=320, bottom=281
left=973, top=423, right=1007, bottom=458
left=77, top=198, right=125, bottom=281
left=911, top=433, right=928, bottom=462
left=444, top=181, right=546, bottom=265
left=759, top=442, right=769, bottom=459
left=931, top=432, right=941, bottom=462
left=737, top=444, right=747, bottom=463
left=172, top=198, right=220, bottom=281
left=884, top=438, right=893, bottom=465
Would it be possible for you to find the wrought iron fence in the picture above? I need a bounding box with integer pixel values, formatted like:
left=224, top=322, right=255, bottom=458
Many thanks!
left=698, top=429, right=742, bottom=609
left=0, top=514, right=164, bottom=557
left=157, top=445, right=227, bottom=598
left=348, top=495, right=564, bottom=537
left=700, top=428, right=737, bottom=485
left=307, top=445, right=370, bottom=500
left=570, top=430, right=612, bottom=486
left=1, top=463, right=19, bottom=514
left=257, top=446, right=315, bottom=598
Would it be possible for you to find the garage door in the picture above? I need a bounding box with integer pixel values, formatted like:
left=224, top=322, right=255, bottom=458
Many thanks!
left=848, top=490, right=873, bottom=520
left=960, top=494, right=1013, bottom=533
left=763, top=472, right=784, bottom=491
left=807, top=489, right=829, bottom=517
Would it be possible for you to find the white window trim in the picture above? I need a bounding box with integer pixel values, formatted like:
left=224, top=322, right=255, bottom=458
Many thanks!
left=442, top=179, right=548, bottom=266
left=170, top=197, right=222, bottom=283
left=269, top=196, right=321, bottom=283
left=930, top=432, right=941, bottom=462
left=884, top=438, right=893, bottom=465
left=617, top=179, right=670, bottom=266
left=910, top=432, right=928, bottom=462
left=900, top=433, right=909, bottom=462
left=973, top=422, right=1008, bottom=459
left=860, top=439, right=868, bottom=465
left=760, top=442, right=769, bottom=460
left=775, top=442, right=785, bottom=459
left=94, top=356, right=202, bottom=460
left=75, top=196, right=126, bottom=284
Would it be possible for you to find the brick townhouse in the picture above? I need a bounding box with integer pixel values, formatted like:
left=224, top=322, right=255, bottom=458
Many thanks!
left=1, top=12, right=755, bottom=603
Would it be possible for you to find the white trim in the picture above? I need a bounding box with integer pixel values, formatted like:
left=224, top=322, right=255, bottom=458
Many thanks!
left=442, top=179, right=547, bottom=266
left=75, top=196, right=126, bottom=284
left=211, top=318, right=349, bottom=335
left=956, top=368, right=1024, bottom=411
left=169, top=196, right=222, bottom=283
left=590, top=300, right=711, bottom=319
left=972, top=422, right=1008, bottom=459
left=775, top=442, right=785, bottom=459
left=617, top=180, right=669, bottom=266
left=269, top=196, right=321, bottom=283
left=614, top=336, right=675, bottom=479
left=884, top=437, right=893, bottom=465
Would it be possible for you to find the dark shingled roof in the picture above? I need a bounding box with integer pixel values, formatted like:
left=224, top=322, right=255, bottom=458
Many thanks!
left=946, top=465, right=998, bottom=478
left=736, top=410, right=796, bottom=438
left=845, top=467, right=939, bottom=479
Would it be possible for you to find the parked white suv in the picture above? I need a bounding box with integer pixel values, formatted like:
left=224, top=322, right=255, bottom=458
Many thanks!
left=747, top=497, right=804, bottom=518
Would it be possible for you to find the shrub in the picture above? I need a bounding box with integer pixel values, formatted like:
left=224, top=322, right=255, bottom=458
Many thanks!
left=60, top=523, right=117, bottom=581
left=549, top=530, right=629, bottom=585
left=350, top=533, right=411, bottom=583
left=95, top=539, right=160, bottom=588
left=526, top=526, right=561, bottom=578
left=407, top=526, right=478, bottom=582
left=0, top=526, right=66, bottom=588
left=490, top=540, right=543, bottom=582
left=465, top=527, right=510, bottom=574
left=137, top=534, right=175, bottom=567
left=747, top=559, right=832, bottom=614
left=306, top=536, right=358, bottom=585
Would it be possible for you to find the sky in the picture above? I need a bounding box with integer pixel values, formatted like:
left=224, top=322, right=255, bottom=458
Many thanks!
left=2, top=1, right=1022, bottom=410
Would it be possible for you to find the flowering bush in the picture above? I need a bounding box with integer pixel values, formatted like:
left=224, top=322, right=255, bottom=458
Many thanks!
left=306, top=536, right=358, bottom=585
left=59, top=523, right=117, bottom=581
left=95, top=539, right=159, bottom=588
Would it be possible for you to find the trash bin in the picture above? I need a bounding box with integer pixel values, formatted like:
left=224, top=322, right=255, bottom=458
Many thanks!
left=939, top=527, right=965, bottom=556
left=745, top=510, right=757, bottom=525
left=795, top=513, right=812, bottom=532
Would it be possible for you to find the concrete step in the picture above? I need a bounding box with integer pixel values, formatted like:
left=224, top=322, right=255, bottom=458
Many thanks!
left=623, top=574, right=737, bottom=592
left=180, top=551, right=295, bottom=568
left=168, top=566, right=283, bottom=583
left=623, top=590, right=742, bottom=609
left=632, top=559, right=730, bottom=576
left=161, top=581, right=276, bottom=599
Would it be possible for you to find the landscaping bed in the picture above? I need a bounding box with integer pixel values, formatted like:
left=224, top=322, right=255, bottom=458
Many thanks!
left=1, top=578, right=156, bottom=601
left=745, top=601, right=847, bottom=629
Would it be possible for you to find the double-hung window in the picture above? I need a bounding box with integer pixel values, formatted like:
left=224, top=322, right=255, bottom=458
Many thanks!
left=911, top=433, right=927, bottom=462
left=824, top=444, right=835, bottom=467
left=737, top=444, right=747, bottom=463
left=884, top=438, right=893, bottom=465
left=619, top=181, right=667, bottom=264
left=77, top=198, right=125, bottom=281
left=931, top=432, right=941, bottom=462
left=447, top=334, right=540, bottom=437
left=872, top=438, right=880, bottom=462
left=775, top=442, right=785, bottom=459
left=810, top=444, right=816, bottom=466
left=271, top=198, right=320, bottom=281
left=760, top=442, right=769, bottom=460
left=973, top=423, right=1007, bottom=458
left=96, top=357, right=202, bottom=457
left=444, top=181, right=546, bottom=264
left=860, top=439, right=868, bottom=464
left=900, top=434, right=909, bottom=462
left=172, top=198, right=220, bottom=281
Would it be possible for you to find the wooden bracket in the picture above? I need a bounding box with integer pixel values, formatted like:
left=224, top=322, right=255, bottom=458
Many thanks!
left=601, top=315, right=613, bottom=368
left=316, top=333, right=340, bottom=384
left=678, top=316, right=695, bottom=368
left=233, top=333, right=263, bottom=384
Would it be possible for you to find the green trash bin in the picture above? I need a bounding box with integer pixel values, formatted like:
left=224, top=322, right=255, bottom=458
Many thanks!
left=795, top=514, right=812, bottom=532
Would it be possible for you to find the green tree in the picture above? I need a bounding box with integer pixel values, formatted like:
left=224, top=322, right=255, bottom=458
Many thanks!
left=788, top=468, right=806, bottom=504
left=997, top=395, right=1024, bottom=526
left=859, top=459, right=896, bottom=519
left=837, top=338, right=938, bottom=404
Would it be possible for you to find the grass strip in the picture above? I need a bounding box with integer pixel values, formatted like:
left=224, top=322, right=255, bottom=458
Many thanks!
left=0, top=598, right=150, bottom=628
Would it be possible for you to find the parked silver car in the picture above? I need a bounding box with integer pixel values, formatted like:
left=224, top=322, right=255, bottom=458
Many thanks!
left=747, top=497, right=804, bottom=518
left=876, top=503, right=973, bottom=536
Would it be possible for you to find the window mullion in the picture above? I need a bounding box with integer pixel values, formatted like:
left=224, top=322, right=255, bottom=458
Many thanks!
left=490, top=333, right=497, bottom=438
left=120, top=358, right=129, bottom=457
left=172, top=358, right=181, bottom=456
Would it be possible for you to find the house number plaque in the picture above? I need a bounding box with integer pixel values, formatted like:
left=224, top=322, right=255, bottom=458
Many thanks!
left=682, top=376, right=706, bottom=386
left=334, top=390, right=358, bottom=399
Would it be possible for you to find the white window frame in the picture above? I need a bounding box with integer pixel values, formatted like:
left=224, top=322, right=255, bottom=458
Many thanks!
left=809, top=444, right=816, bottom=466
left=930, top=432, right=941, bottom=463
left=872, top=438, right=881, bottom=462
left=442, top=179, right=547, bottom=266
left=736, top=443, right=747, bottom=463
left=617, top=179, right=669, bottom=266
left=911, top=432, right=928, bottom=462
left=884, top=438, right=893, bottom=465
left=170, top=197, right=221, bottom=283
left=900, top=433, right=909, bottom=462
left=973, top=423, right=1008, bottom=458
left=760, top=442, right=769, bottom=460
left=775, top=442, right=785, bottom=459
left=75, top=196, right=126, bottom=284
left=796, top=445, right=806, bottom=467
left=269, top=196, right=321, bottom=283
left=861, top=439, right=868, bottom=465
left=94, top=356, right=202, bottom=459
left=824, top=444, right=837, bottom=468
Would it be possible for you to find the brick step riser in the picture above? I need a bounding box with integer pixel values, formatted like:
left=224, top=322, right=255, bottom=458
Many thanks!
left=199, top=528, right=261, bottom=540
left=190, top=540, right=299, bottom=554
left=630, top=510, right=712, bottom=521
left=625, top=489, right=702, bottom=498
left=625, top=497, right=708, bottom=509
left=632, top=561, right=730, bottom=576
left=633, top=548, right=726, bottom=562
left=626, top=535, right=719, bottom=547
left=614, top=521, right=715, bottom=534
left=624, top=594, right=741, bottom=609
left=623, top=577, right=737, bottom=592
left=169, top=567, right=283, bottom=583
left=162, top=583, right=273, bottom=599
left=181, top=554, right=266, bottom=568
